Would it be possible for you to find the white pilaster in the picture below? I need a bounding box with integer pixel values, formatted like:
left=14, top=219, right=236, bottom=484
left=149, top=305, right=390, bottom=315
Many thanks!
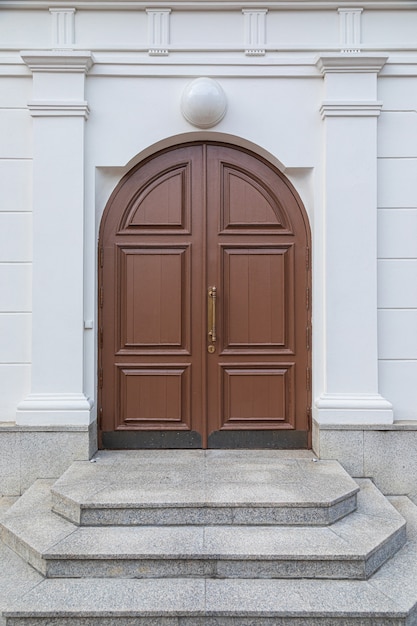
left=315, top=54, right=393, bottom=426
left=147, top=9, right=171, bottom=56
left=17, top=51, right=94, bottom=426
left=243, top=9, right=267, bottom=56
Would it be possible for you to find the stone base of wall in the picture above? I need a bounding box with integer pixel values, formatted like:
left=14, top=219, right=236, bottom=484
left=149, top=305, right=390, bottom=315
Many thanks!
left=313, top=420, right=417, bottom=502
left=2, top=420, right=417, bottom=500
left=0, top=423, right=97, bottom=496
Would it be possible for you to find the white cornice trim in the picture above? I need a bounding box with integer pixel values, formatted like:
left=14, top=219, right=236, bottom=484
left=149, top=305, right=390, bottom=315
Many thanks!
left=20, top=50, right=95, bottom=73
left=3, top=1, right=417, bottom=9
left=320, top=100, right=383, bottom=118
left=316, top=54, right=388, bottom=74
left=28, top=100, right=90, bottom=118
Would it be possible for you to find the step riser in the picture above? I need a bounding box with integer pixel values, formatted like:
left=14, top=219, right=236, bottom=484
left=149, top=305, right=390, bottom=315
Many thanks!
left=2, top=522, right=406, bottom=583
left=50, top=454, right=361, bottom=528
left=3, top=454, right=414, bottom=626
left=44, top=557, right=373, bottom=580
left=52, top=495, right=357, bottom=527
left=0, top=525, right=47, bottom=577
left=44, top=523, right=406, bottom=580
left=5, top=616, right=410, bottom=625
left=2, top=480, right=406, bottom=583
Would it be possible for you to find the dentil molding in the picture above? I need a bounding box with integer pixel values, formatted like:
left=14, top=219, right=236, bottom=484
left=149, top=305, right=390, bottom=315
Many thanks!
left=49, top=8, right=76, bottom=48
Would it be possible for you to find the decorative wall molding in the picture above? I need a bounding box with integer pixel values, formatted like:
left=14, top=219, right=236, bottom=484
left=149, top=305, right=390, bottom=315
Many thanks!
left=320, top=100, right=383, bottom=118
left=338, top=8, right=362, bottom=53
left=1, top=1, right=416, bottom=9
left=316, top=54, right=388, bottom=74
left=147, top=9, right=170, bottom=56
left=17, top=393, right=93, bottom=426
left=20, top=50, right=94, bottom=73
left=49, top=7, right=76, bottom=48
left=315, top=393, right=393, bottom=425
left=16, top=45, right=93, bottom=429
left=243, top=9, right=267, bottom=56
left=27, top=100, right=90, bottom=118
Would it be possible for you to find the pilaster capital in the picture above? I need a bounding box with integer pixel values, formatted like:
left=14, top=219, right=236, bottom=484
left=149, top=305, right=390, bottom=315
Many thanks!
left=316, top=54, right=388, bottom=75
left=320, top=100, right=383, bottom=119
left=20, top=50, right=94, bottom=74
left=27, top=100, right=90, bottom=119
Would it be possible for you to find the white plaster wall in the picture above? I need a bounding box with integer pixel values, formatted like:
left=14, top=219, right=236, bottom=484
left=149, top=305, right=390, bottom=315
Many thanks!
left=377, top=76, right=417, bottom=419
left=267, top=10, right=339, bottom=48
left=76, top=10, right=147, bottom=48
left=0, top=77, right=33, bottom=422
left=362, top=10, right=417, bottom=46
left=0, top=2, right=416, bottom=427
left=0, top=10, right=49, bottom=47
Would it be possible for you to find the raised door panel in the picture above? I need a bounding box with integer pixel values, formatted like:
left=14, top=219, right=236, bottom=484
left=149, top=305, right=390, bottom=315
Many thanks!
left=118, top=164, right=191, bottom=234
left=220, top=166, right=290, bottom=232
left=117, top=246, right=190, bottom=353
left=221, top=364, right=295, bottom=429
left=116, top=365, right=191, bottom=430
left=222, top=246, right=294, bottom=352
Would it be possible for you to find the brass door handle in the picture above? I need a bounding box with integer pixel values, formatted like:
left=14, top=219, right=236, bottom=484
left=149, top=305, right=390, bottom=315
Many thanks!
left=208, top=286, right=217, bottom=352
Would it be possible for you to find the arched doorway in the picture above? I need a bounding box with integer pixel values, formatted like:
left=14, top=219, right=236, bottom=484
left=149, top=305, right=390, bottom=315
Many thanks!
left=98, top=142, right=311, bottom=448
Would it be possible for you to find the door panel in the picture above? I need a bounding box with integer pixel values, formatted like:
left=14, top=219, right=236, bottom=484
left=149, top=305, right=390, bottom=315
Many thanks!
left=223, top=247, right=292, bottom=350
left=99, top=142, right=311, bottom=449
left=119, top=164, right=191, bottom=234
left=221, top=364, right=294, bottom=427
left=205, top=145, right=309, bottom=446
left=118, top=365, right=191, bottom=428
left=118, top=246, right=190, bottom=352
left=220, top=167, right=290, bottom=231
left=100, top=145, right=204, bottom=446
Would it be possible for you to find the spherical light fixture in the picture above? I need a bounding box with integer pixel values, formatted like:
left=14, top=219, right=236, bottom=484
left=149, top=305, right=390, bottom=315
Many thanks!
left=181, top=77, right=227, bottom=128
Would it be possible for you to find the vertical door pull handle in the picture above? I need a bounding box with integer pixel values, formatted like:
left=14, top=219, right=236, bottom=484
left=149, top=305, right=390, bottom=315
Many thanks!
left=208, top=286, right=217, bottom=351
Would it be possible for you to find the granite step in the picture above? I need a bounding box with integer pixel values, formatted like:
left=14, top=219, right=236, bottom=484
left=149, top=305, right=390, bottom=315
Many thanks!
left=4, top=495, right=417, bottom=626
left=0, top=478, right=406, bottom=580
left=50, top=450, right=359, bottom=526
left=2, top=452, right=417, bottom=626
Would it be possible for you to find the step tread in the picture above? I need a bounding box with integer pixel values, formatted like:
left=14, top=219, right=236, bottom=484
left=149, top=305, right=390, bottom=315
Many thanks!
left=0, top=479, right=406, bottom=581
left=5, top=497, right=417, bottom=623
left=45, top=480, right=404, bottom=560
left=50, top=451, right=359, bottom=525
left=2, top=491, right=417, bottom=624
left=1, top=577, right=410, bottom=618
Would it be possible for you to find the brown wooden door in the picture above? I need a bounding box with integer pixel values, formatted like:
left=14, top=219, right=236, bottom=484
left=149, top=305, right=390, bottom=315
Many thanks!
left=99, top=143, right=311, bottom=449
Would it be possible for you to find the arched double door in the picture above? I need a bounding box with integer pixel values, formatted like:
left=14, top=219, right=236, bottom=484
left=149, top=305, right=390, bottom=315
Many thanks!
left=99, top=143, right=311, bottom=448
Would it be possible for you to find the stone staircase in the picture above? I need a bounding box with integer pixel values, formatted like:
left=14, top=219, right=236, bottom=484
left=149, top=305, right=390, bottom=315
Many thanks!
left=1, top=450, right=417, bottom=625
